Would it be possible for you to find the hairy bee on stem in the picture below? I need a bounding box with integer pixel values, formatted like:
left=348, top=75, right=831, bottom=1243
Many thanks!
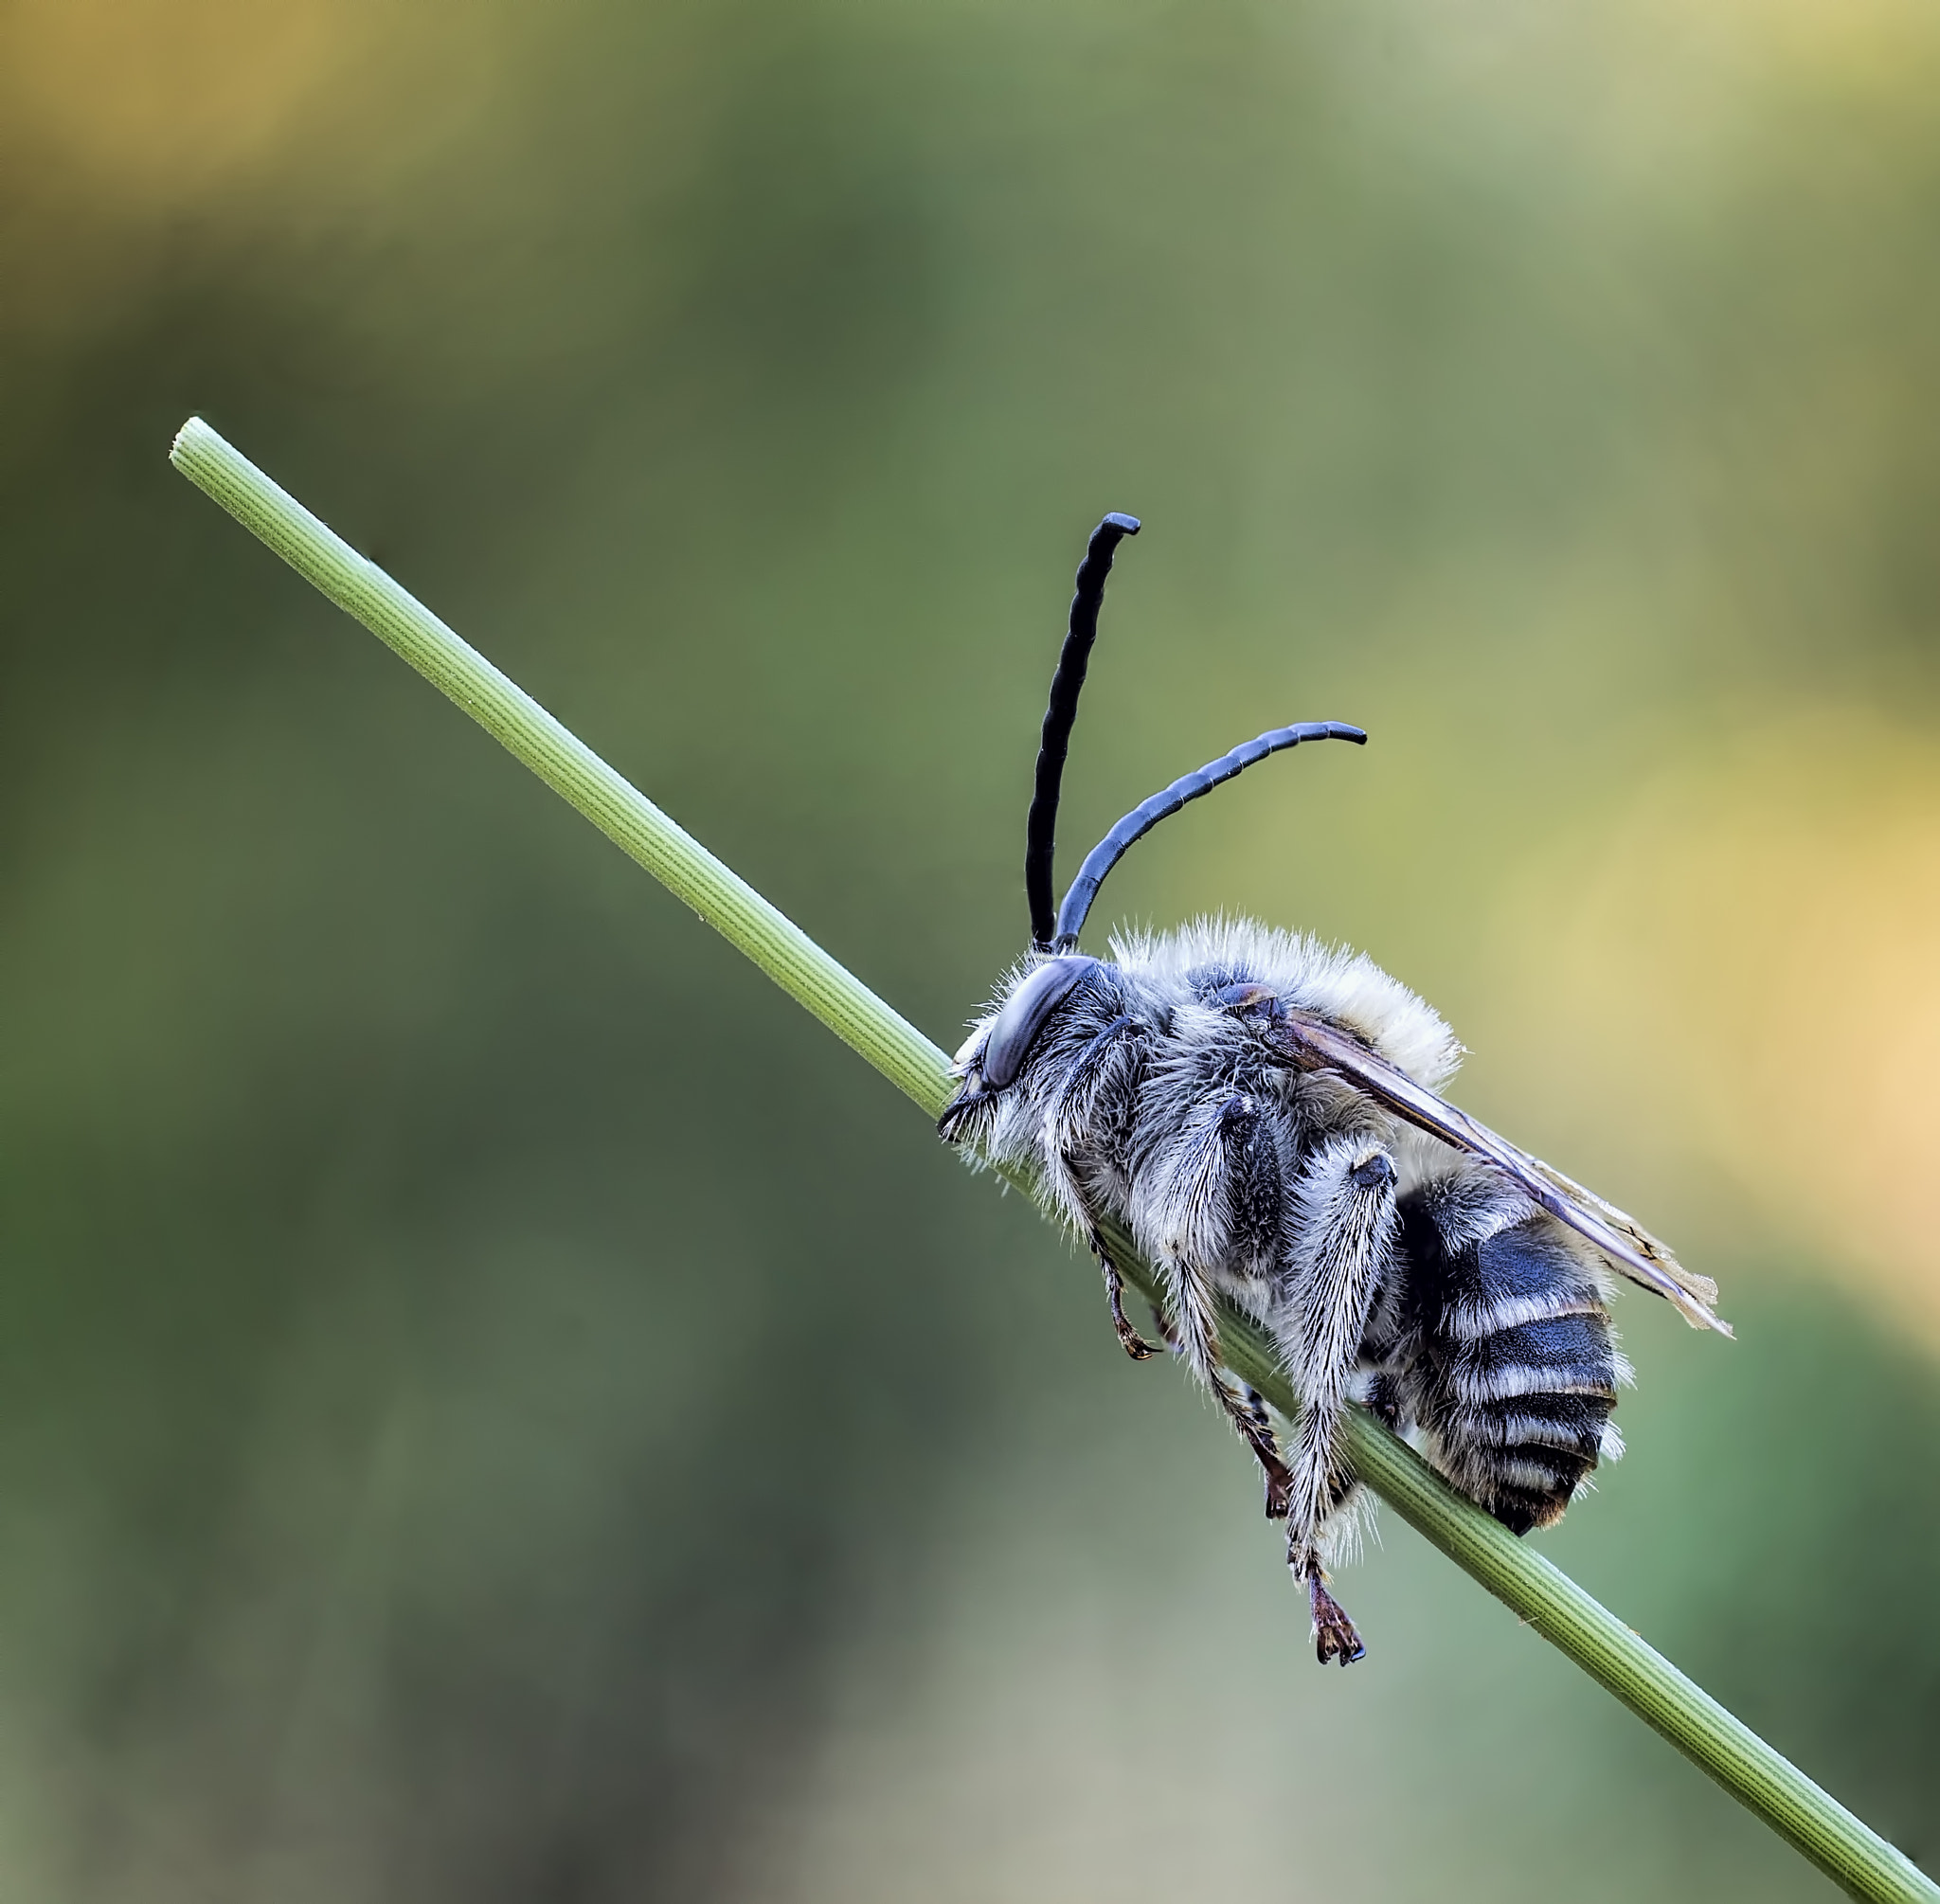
left=939, top=513, right=1730, bottom=1666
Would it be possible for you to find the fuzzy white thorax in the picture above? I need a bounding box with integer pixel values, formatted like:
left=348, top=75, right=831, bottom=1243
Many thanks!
left=1107, top=917, right=1464, bottom=1089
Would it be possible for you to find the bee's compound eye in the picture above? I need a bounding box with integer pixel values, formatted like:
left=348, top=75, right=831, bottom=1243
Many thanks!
left=982, top=955, right=1100, bottom=1090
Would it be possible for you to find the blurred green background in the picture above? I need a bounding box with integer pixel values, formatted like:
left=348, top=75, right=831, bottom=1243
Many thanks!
left=3, top=1, right=1938, bottom=1897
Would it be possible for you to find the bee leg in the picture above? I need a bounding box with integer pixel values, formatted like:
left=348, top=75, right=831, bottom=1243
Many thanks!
left=1090, top=1233, right=1159, bottom=1360
left=1241, top=1383, right=1289, bottom=1519
left=935, top=1088, right=986, bottom=1141
left=1162, top=1252, right=1294, bottom=1520
left=1066, top=1217, right=1156, bottom=1361
left=1276, top=1139, right=1398, bottom=1665
left=1286, top=1465, right=1365, bottom=1662
left=1055, top=1159, right=1159, bottom=1361
left=1305, top=1570, right=1367, bottom=1667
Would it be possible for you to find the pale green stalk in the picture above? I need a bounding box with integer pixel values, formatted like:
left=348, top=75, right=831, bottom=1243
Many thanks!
left=171, top=417, right=1935, bottom=1904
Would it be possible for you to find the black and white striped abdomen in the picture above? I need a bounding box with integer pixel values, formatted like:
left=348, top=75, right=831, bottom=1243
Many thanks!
left=1386, top=1171, right=1628, bottom=1536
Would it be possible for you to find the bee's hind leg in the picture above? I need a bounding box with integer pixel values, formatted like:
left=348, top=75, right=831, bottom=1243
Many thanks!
left=1284, top=1463, right=1367, bottom=1662
left=1305, top=1572, right=1367, bottom=1667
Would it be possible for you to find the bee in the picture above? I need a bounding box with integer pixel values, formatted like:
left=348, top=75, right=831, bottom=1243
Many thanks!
left=939, top=514, right=1729, bottom=1665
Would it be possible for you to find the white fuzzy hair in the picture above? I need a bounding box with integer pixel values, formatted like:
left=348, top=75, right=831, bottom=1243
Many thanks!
left=1107, top=917, right=1464, bottom=1091
left=942, top=909, right=1636, bottom=1648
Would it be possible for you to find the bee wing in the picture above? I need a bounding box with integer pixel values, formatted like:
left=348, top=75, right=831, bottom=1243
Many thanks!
left=1273, top=1013, right=1731, bottom=1336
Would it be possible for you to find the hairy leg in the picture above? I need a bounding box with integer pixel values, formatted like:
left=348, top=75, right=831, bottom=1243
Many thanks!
left=1276, top=1137, right=1398, bottom=1664
left=1033, top=1015, right=1159, bottom=1360
left=1129, top=1082, right=1301, bottom=1518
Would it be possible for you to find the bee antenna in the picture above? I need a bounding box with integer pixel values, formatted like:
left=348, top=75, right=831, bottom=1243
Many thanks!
left=1052, top=722, right=1368, bottom=948
left=1025, top=512, right=1141, bottom=950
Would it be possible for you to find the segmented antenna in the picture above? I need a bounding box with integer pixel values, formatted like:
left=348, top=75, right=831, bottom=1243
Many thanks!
left=1025, top=512, right=1141, bottom=949
left=1052, top=721, right=1368, bottom=948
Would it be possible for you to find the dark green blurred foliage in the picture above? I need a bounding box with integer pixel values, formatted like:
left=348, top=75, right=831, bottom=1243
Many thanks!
left=2, top=2, right=1938, bottom=1898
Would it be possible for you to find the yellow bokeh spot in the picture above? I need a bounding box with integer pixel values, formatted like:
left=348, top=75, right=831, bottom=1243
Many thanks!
left=0, top=0, right=369, bottom=202
left=1498, top=711, right=1940, bottom=1345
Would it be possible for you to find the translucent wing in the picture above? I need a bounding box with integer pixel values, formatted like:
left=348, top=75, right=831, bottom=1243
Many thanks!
left=1272, top=1013, right=1730, bottom=1335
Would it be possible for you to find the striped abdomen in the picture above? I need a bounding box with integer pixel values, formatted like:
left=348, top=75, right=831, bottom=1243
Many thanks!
left=1390, top=1179, right=1627, bottom=1536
